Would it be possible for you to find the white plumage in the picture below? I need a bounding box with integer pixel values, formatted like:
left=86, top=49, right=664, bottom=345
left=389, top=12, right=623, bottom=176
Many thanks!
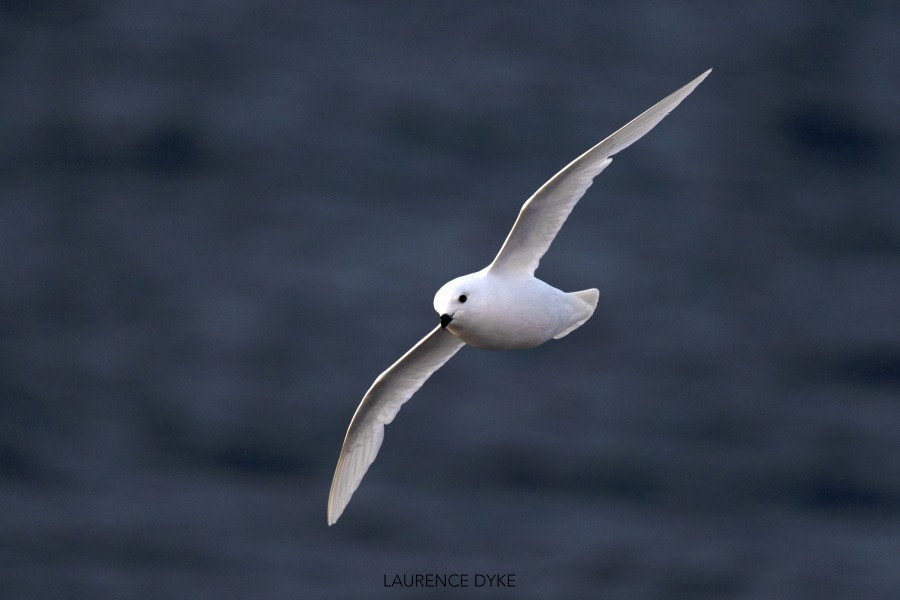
left=328, top=70, right=711, bottom=525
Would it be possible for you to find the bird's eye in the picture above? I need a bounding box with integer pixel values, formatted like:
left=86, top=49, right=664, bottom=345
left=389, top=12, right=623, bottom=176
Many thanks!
left=458, top=294, right=467, bottom=303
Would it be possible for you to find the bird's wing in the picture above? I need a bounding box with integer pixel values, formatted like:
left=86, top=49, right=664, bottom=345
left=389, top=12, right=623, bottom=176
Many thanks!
left=488, top=69, right=711, bottom=276
left=327, top=325, right=465, bottom=525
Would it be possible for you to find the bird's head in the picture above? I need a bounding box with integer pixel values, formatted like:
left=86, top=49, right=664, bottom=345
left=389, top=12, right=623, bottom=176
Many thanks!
left=433, top=272, right=484, bottom=331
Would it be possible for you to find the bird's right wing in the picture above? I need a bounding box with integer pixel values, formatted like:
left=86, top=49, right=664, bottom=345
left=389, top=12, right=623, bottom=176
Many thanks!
left=327, top=325, right=465, bottom=525
left=488, top=70, right=711, bottom=276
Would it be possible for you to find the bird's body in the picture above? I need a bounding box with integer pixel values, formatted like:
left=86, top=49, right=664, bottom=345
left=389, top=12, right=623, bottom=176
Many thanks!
left=327, top=70, right=711, bottom=525
left=434, top=269, right=598, bottom=349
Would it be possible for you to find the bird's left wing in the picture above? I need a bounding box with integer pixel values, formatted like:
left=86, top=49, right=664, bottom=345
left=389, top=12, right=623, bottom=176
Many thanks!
left=327, top=325, right=465, bottom=525
left=488, top=70, right=710, bottom=276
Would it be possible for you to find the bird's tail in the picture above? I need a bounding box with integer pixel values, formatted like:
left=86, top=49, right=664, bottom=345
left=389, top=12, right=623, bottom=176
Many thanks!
left=553, top=288, right=599, bottom=339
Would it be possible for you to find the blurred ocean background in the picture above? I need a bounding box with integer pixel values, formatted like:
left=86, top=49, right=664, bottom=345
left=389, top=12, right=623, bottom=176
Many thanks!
left=1, top=1, right=898, bottom=598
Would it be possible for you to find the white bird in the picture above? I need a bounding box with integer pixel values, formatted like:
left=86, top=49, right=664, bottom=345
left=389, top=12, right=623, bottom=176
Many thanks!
left=328, top=70, right=711, bottom=525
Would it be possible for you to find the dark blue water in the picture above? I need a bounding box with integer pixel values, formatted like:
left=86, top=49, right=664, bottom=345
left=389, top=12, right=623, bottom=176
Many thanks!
left=1, top=2, right=898, bottom=598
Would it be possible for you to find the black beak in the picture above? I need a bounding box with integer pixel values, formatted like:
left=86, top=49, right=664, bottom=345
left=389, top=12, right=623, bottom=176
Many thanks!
left=440, top=314, right=453, bottom=329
